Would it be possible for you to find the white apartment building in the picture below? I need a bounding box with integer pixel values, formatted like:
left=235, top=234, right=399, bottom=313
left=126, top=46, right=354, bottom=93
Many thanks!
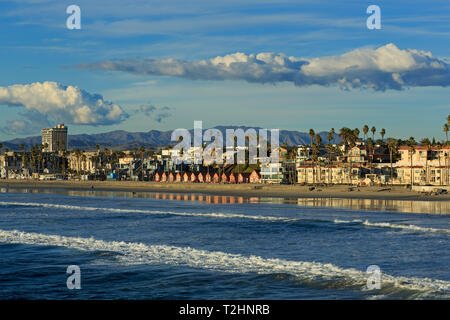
left=42, top=124, right=68, bottom=152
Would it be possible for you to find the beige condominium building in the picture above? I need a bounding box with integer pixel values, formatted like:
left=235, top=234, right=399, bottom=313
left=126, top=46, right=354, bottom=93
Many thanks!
left=42, top=124, right=68, bottom=152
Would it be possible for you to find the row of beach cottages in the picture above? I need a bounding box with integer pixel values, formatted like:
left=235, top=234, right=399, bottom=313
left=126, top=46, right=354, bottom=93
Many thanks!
left=153, top=170, right=261, bottom=183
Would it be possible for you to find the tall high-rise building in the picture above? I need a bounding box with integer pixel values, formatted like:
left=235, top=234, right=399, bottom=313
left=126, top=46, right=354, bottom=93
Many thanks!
left=42, top=124, right=68, bottom=152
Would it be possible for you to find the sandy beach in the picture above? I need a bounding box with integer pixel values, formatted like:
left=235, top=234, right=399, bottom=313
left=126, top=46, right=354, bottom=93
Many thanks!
left=0, top=180, right=449, bottom=201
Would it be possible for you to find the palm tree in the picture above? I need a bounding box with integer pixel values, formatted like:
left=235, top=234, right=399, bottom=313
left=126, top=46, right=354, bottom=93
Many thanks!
left=325, top=144, right=334, bottom=183
left=421, top=138, right=431, bottom=184
left=353, top=128, right=360, bottom=141
left=326, top=130, right=335, bottom=183
left=38, top=152, right=43, bottom=175
left=435, top=142, right=443, bottom=186
left=309, top=129, right=315, bottom=147
left=447, top=115, right=450, bottom=125
left=363, top=125, right=369, bottom=141
left=371, top=126, right=376, bottom=140
left=315, top=135, right=322, bottom=148
left=19, top=144, right=25, bottom=170
left=380, top=128, right=386, bottom=141
left=22, top=153, right=29, bottom=173
left=314, top=134, right=322, bottom=183
left=307, top=129, right=315, bottom=183
left=61, top=150, right=67, bottom=177
left=406, top=139, right=416, bottom=187
left=94, top=144, right=100, bottom=179
left=444, top=124, right=449, bottom=144
left=74, top=149, right=82, bottom=175
left=311, top=143, right=320, bottom=185
left=327, top=131, right=333, bottom=146
left=339, top=127, right=352, bottom=160
left=140, top=145, right=146, bottom=181
left=386, top=138, right=398, bottom=185
left=367, top=138, right=374, bottom=172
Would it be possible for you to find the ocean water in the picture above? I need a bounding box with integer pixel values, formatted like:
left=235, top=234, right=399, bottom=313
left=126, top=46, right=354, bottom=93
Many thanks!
left=0, top=188, right=449, bottom=300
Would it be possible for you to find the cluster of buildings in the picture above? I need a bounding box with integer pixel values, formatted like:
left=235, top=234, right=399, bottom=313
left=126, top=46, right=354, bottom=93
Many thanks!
left=1, top=124, right=449, bottom=187
left=293, top=143, right=450, bottom=186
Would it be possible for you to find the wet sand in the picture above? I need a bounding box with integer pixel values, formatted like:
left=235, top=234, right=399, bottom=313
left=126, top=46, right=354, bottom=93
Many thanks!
left=0, top=180, right=449, bottom=201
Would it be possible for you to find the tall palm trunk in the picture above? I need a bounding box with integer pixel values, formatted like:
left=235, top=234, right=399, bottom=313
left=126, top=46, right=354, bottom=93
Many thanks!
left=389, top=149, right=393, bottom=185
left=438, top=151, right=441, bottom=186
left=410, top=152, right=413, bottom=187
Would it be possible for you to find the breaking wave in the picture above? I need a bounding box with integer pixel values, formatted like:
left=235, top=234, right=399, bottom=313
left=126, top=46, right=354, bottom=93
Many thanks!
left=334, top=219, right=450, bottom=235
left=0, top=228, right=448, bottom=299
left=0, top=201, right=298, bottom=222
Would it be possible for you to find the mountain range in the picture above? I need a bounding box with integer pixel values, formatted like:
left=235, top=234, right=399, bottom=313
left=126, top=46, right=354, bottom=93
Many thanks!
left=0, top=126, right=341, bottom=151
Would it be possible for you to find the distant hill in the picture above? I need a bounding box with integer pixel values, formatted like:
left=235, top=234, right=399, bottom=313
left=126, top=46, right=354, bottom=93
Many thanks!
left=0, top=126, right=340, bottom=151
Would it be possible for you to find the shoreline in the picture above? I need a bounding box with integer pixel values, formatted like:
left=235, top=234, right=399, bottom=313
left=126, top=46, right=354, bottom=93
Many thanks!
left=1, top=180, right=449, bottom=201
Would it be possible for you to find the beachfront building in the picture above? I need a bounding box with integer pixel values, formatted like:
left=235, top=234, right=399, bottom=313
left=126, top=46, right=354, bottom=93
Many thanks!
left=0, top=153, right=21, bottom=178
left=42, top=124, right=68, bottom=152
left=296, top=146, right=312, bottom=161
left=260, top=162, right=283, bottom=184
left=297, top=164, right=367, bottom=185
left=249, top=170, right=261, bottom=183
left=221, top=172, right=228, bottom=183
left=394, top=145, right=450, bottom=186
left=338, top=144, right=389, bottom=165
left=68, top=151, right=97, bottom=174
left=347, top=145, right=369, bottom=164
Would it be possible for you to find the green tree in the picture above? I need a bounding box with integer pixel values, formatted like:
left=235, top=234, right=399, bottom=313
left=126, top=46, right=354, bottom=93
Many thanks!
left=371, top=126, right=376, bottom=140
left=380, top=128, right=386, bottom=141
left=338, top=127, right=351, bottom=155
left=444, top=124, right=449, bottom=144
left=362, top=125, right=369, bottom=141
left=353, top=128, right=360, bottom=141
left=406, top=138, right=416, bottom=187
left=327, top=130, right=333, bottom=145
left=386, top=138, right=398, bottom=185
left=140, top=145, right=146, bottom=181
left=19, top=144, right=25, bottom=170
left=421, top=138, right=432, bottom=184
left=435, top=142, right=443, bottom=186
left=309, top=129, right=315, bottom=147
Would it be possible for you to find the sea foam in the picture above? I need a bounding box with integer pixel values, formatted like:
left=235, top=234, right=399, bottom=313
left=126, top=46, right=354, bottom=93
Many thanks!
left=0, top=201, right=298, bottom=222
left=0, top=228, right=448, bottom=299
left=333, top=219, right=450, bottom=235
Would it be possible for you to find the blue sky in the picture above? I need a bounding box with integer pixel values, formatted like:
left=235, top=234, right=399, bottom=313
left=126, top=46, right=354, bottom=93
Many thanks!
left=0, top=0, right=449, bottom=142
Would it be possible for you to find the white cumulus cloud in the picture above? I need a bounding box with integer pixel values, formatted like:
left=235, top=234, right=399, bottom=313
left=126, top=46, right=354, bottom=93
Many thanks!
left=0, top=82, right=129, bottom=134
left=75, top=43, right=450, bottom=91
